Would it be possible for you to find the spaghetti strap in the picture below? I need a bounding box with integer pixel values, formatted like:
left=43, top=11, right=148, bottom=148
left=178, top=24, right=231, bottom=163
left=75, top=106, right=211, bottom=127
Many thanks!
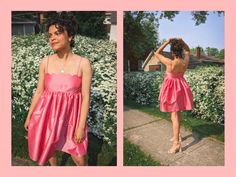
left=77, top=57, right=82, bottom=76
left=46, top=56, right=50, bottom=73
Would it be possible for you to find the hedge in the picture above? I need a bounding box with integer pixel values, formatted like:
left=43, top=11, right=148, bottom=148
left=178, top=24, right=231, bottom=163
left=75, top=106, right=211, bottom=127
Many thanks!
left=124, top=66, right=224, bottom=124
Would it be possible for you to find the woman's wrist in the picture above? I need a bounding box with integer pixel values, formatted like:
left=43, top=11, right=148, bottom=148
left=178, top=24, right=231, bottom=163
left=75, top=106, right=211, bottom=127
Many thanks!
left=156, top=38, right=172, bottom=54
left=26, top=113, right=32, bottom=120
left=77, top=123, right=86, bottom=130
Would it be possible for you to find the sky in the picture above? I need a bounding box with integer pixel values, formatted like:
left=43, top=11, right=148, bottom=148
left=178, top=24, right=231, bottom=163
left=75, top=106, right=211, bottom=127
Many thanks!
left=158, top=11, right=224, bottom=50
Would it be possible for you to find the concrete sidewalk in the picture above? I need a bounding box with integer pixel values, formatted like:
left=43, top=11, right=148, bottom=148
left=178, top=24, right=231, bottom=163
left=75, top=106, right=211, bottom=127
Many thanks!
left=124, top=106, right=224, bottom=166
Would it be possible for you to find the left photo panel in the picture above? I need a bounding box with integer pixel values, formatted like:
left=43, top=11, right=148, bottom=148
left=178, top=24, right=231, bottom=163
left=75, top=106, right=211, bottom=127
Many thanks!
left=11, top=11, right=117, bottom=166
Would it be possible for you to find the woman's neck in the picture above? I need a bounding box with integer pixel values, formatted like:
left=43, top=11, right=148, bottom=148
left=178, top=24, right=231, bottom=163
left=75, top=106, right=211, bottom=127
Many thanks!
left=56, top=48, right=72, bottom=61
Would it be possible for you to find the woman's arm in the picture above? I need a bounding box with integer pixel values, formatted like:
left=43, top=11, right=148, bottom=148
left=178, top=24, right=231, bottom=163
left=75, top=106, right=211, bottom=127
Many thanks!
left=155, top=39, right=173, bottom=66
left=179, top=38, right=190, bottom=64
left=24, top=58, right=46, bottom=131
left=74, top=58, right=92, bottom=144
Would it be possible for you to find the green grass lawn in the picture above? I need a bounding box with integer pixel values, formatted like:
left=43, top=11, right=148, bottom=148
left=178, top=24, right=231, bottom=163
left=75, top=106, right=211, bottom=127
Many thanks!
left=124, top=99, right=224, bottom=142
left=12, top=118, right=116, bottom=166
left=124, top=138, right=160, bottom=166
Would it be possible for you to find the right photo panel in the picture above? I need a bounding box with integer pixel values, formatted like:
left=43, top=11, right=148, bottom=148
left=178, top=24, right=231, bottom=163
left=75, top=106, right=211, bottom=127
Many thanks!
left=123, top=11, right=224, bottom=166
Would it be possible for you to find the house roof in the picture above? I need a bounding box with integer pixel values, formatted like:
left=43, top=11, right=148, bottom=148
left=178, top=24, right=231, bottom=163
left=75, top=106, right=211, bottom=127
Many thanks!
left=142, top=51, right=170, bottom=69
left=12, top=16, right=37, bottom=24
left=197, top=55, right=224, bottom=64
left=142, top=50, right=154, bottom=69
left=142, top=50, right=224, bottom=70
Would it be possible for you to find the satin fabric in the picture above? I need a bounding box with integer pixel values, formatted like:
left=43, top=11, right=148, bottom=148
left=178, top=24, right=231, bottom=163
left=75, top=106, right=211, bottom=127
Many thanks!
left=28, top=73, right=88, bottom=165
left=159, top=72, right=193, bottom=112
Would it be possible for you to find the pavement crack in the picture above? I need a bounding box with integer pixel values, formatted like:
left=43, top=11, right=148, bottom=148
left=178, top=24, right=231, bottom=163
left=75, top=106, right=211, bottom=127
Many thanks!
left=124, top=119, right=160, bottom=131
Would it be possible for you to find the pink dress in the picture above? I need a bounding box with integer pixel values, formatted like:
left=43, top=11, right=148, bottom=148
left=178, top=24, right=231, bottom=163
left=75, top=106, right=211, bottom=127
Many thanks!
left=159, top=72, right=193, bottom=112
left=28, top=72, right=88, bottom=165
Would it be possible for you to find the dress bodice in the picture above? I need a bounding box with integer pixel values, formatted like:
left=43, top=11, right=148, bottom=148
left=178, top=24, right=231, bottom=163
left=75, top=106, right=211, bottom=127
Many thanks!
left=44, top=73, right=82, bottom=93
left=165, top=72, right=184, bottom=79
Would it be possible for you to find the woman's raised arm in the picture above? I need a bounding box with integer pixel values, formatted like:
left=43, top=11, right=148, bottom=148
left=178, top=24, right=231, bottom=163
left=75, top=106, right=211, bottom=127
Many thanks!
left=155, top=38, right=173, bottom=66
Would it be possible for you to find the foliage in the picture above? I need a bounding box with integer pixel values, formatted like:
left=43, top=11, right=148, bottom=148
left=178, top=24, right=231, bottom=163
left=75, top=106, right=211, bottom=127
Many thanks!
left=12, top=34, right=117, bottom=147
left=124, top=138, right=160, bottom=166
left=124, top=11, right=159, bottom=71
left=13, top=11, right=108, bottom=39
left=159, top=11, right=224, bottom=26
left=124, top=71, right=163, bottom=105
left=191, top=11, right=209, bottom=26
left=74, top=12, right=108, bottom=39
left=205, top=47, right=219, bottom=56
left=185, top=66, right=224, bottom=124
left=44, top=11, right=108, bottom=39
left=205, top=47, right=224, bottom=59
left=191, top=11, right=224, bottom=26
left=124, top=66, right=224, bottom=124
left=218, top=49, right=224, bottom=59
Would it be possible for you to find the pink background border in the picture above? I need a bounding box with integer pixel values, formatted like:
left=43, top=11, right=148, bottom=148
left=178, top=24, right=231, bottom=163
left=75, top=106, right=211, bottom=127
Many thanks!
left=0, top=0, right=235, bottom=176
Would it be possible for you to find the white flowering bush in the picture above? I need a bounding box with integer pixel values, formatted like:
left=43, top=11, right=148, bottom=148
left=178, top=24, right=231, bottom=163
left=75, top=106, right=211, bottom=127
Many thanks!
left=124, top=71, right=163, bottom=105
left=12, top=34, right=117, bottom=147
left=185, top=66, right=224, bottom=124
left=124, top=66, right=224, bottom=124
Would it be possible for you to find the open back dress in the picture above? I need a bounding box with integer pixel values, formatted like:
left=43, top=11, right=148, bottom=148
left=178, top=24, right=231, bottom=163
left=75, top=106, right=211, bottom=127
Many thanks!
left=159, top=58, right=193, bottom=112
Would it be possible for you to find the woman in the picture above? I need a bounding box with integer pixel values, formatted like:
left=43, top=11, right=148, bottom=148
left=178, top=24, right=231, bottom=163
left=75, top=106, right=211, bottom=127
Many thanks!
left=24, top=12, right=92, bottom=166
left=155, top=38, right=193, bottom=154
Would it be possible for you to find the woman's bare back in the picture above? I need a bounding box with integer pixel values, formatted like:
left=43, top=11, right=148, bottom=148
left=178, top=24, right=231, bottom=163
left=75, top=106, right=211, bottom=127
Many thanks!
left=166, top=58, right=188, bottom=74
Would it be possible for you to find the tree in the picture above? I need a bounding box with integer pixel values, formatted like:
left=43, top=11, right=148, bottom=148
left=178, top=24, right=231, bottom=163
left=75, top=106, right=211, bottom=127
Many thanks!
left=159, top=11, right=224, bottom=26
left=74, top=12, right=107, bottom=39
left=217, top=49, right=224, bottom=59
left=124, top=11, right=159, bottom=71
left=204, top=47, right=224, bottom=59
left=205, top=47, right=219, bottom=57
left=190, top=48, right=196, bottom=54
left=43, top=11, right=107, bottom=39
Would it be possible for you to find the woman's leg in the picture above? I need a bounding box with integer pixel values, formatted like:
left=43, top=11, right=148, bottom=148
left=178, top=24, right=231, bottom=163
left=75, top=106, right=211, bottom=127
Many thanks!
left=171, top=112, right=181, bottom=143
left=48, top=153, right=57, bottom=166
left=169, top=112, right=182, bottom=153
left=71, top=155, right=87, bottom=166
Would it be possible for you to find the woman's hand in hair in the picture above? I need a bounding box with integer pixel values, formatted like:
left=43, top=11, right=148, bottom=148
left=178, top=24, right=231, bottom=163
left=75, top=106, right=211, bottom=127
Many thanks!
left=167, top=38, right=175, bottom=44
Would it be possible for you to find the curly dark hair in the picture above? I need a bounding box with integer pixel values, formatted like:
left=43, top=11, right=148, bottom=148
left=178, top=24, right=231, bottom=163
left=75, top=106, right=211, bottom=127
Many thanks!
left=46, top=11, right=78, bottom=48
left=170, top=39, right=183, bottom=58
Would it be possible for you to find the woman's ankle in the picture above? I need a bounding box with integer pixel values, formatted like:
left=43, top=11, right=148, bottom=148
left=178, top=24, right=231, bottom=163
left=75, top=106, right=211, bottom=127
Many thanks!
left=173, top=141, right=180, bottom=146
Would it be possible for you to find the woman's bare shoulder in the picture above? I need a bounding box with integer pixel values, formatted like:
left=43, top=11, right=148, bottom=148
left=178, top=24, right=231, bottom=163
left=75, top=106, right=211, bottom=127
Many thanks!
left=39, top=55, right=54, bottom=69
left=39, top=56, right=47, bottom=67
left=73, top=54, right=91, bottom=66
left=40, top=54, right=56, bottom=64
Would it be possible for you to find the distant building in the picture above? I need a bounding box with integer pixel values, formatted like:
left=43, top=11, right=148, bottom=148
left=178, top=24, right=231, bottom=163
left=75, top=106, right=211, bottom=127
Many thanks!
left=142, top=50, right=163, bottom=72
left=194, top=47, right=224, bottom=65
left=12, top=14, right=38, bottom=35
left=141, top=47, right=224, bottom=72
left=104, top=11, right=117, bottom=42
